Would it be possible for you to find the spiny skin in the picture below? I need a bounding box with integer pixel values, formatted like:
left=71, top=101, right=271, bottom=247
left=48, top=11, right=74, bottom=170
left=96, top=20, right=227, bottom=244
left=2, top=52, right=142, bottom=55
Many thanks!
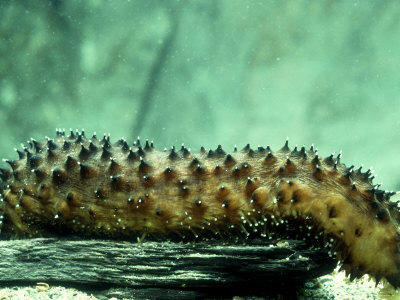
left=0, top=129, right=399, bottom=287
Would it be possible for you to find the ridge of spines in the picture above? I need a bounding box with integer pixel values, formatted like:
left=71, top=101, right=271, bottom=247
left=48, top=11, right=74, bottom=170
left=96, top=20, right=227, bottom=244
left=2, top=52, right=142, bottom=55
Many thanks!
left=138, top=157, right=151, bottom=173
left=31, top=139, right=43, bottom=153
left=215, top=145, right=225, bottom=156
left=52, top=167, right=67, bottom=184
left=180, top=144, right=190, bottom=157
left=133, top=136, right=141, bottom=147
left=163, top=166, right=174, bottom=178
left=7, top=132, right=386, bottom=191
left=28, top=154, right=42, bottom=168
left=47, top=148, right=57, bottom=160
left=32, top=167, right=47, bottom=180
left=257, top=145, right=265, bottom=153
left=289, top=145, right=307, bottom=160
left=313, top=164, right=323, bottom=180
left=89, top=142, right=98, bottom=153
left=299, top=146, right=306, bottom=158
left=364, top=187, right=397, bottom=204
left=359, top=167, right=374, bottom=183
left=137, top=146, right=145, bottom=157
left=224, top=154, right=235, bottom=165
left=194, top=164, right=205, bottom=174
left=127, top=149, right=138, bottom=161
left=79, top=145, right=91, bottom=160
left=280, top=138, right=290, bottom=152
left=120, top=139, right=130, bottom=152
left=336, top=151, right=342, bottom=165
left=101, top=147, right=112, bottom=160
left=190, top=158, right=200, bottom=167
left=343, top=166, right=353, bottom=181
left=56, top=128, right=65, bottom=137
left=75, top=132, right=85, bottom=143
left=265, top=151, right=275, bottom=163
left=103, top=137, right=112, bottom=149
left=65, top=155, right=78, bottom=169
left=115, top=138, right=125, bottom=148
left=168, top=147, right=178, bottom=160
left=242, top=144, right=250, bottom=152
left=290, top=146, right=299, bottom=156
left=109, top=158, right=120, bottom=174
left=110, top=174, right=126, bottom=190
left=63, top=141, right=71, bottom=150
left=144, top=140, right=154, bottom=151
left=47, top=139, right=58, bottom=150
left=311, top=154, right=320, bottom=166
left=4, top=131, right=400, bottom=237
left=0, top=168, right=11, bottom=181
left=248, top=149, right=255, bottom=157
left=324, top=153, right=335, bottom=166
left=68, top=129, right=75, bottom=139
left=2, top=159, right=18, bottom=170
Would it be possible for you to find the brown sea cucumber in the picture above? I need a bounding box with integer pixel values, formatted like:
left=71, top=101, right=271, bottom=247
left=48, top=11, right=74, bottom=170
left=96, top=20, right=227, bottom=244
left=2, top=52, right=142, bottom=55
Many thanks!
left=0, top=129, right=399, bottom=287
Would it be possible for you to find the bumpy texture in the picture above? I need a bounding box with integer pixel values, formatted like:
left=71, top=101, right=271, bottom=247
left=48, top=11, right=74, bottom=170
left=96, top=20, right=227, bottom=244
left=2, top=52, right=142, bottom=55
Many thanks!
left=0, top=129, right=399, bottom=287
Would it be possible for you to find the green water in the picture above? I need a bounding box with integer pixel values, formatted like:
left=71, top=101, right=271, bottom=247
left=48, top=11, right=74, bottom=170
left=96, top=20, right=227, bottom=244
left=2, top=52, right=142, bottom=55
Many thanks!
left=1, top=0, right=399, bottom=191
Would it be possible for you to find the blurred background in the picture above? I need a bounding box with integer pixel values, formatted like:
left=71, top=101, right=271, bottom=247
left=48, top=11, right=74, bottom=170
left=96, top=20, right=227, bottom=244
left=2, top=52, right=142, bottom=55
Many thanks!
left=1, top=0, right=400, bottom=190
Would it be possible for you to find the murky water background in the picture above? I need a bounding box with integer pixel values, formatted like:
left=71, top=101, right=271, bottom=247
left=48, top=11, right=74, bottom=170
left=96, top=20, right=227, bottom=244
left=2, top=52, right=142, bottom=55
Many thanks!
left=1, top=0, right=399, bottom=191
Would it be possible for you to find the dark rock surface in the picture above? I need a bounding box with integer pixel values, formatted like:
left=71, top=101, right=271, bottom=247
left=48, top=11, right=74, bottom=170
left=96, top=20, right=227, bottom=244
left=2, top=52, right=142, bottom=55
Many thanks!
left=0, top=238, right=336, bottom=299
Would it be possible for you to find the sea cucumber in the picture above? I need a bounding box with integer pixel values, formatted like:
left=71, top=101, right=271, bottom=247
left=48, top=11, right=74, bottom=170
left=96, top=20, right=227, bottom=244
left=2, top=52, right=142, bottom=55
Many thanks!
left=0, top=129, right=399, bottom=287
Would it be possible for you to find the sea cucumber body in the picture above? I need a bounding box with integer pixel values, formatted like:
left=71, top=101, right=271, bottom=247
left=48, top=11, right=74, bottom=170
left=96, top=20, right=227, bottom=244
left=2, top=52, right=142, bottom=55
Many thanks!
left=0, top=130, right=399, bottom=286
